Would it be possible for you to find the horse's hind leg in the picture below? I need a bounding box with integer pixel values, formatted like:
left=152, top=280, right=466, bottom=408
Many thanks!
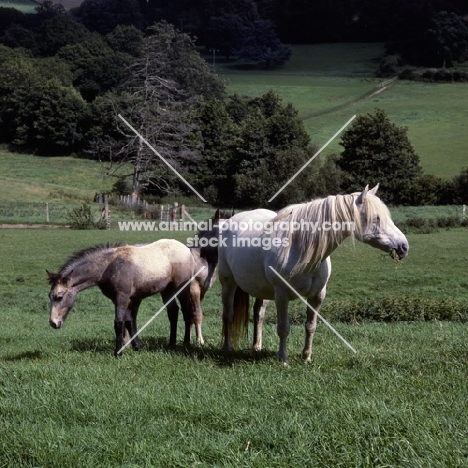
left=253, top=299, right=268, bottom=352
left=124, top=299, right=142, bottom=351
left=302, top=288, right=326, bottom=363
left=274, top=289, right=290, bottom=365
left=161, top=288, right=179, bottom=347
left=221, top=279, right=238, bottom=352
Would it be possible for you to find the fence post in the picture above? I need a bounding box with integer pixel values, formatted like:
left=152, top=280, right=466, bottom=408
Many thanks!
left=45, top=203, right=49, bottom=223
left=103, top=195, right=110, bottom=229
left=181, top=205, right=185, bottom=230
left=463, top=204, right=466, bottom=220
left=170, top=202, right=178, bottom=230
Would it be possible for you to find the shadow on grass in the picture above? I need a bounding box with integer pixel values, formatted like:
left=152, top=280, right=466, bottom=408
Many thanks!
left=2, top=350, right=42, bottom=361
left=144, top=336, right=278, bottom=366
left=69, top=338, right=114, bottom=354
left=68, top=335, right=277, bottom=365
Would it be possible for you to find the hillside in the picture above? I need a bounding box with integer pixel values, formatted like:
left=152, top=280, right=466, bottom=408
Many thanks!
left=219, top=43, right=468, bottom=178
left=0, top=0, right=84, bottom=11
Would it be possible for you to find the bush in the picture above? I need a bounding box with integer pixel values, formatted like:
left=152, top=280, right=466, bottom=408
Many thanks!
left=397, top=215, right=467, bottom=233
left=66, top=202, right=107, bottom=229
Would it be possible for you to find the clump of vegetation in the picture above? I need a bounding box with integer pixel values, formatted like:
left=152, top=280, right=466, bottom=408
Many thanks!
left=397, top=215, right=467, bottom=234
left=322, top=296, right=468, bottom=323
left=66, top=202, right=107, bottom=229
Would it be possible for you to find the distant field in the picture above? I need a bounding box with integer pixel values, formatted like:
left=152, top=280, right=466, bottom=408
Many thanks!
left=0, top=151, right=112, bottom=204
left=0, top=0, right=37, bottom=13
left=218, top=43, right=468, bottom=178
left=0, top=0, right=83, bottom=11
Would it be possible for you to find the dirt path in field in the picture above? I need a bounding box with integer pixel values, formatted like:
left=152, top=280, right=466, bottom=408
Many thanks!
left=302, top=76, right=398, bottom=120
left=0, top=224, right=69, bottom=229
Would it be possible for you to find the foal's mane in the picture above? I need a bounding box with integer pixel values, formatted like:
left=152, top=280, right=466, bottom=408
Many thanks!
left=53, top=242, right=127, bottom=281
left=273, top=192, right=391, bottom=274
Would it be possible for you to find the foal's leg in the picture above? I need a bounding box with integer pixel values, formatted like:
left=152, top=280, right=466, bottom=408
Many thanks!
left=302, top=288, right=326, bottom=363
left=124, top=299, right=142, bottom=351
left=177, top=287, right=195, bottom=347
left=189, top=281, right=204, bottom=346
left=274, top=289, right=290, bottom=365
left=252, top=299, right=269, bottom=352
left=161, top=287, right=179, bottom=347
left=114, top=295, right=131, bottom=357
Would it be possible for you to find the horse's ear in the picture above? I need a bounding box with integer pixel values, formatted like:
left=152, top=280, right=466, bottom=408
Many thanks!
left=230, top=207, right=235, bottom=217
left=369, top=184, right=379, bottom=196
left=356, top=185, right=370, bottom=205
left=46, top=270, right=59, bottom=284
left=63, top=271, right=73, bottom=284
left=214, top=208, right=220, bottom=220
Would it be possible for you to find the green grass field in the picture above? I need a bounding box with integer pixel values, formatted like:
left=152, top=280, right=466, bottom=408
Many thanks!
left=0, top=228, right=467, bottom=467
left=218, top=43, right=468, bottom=178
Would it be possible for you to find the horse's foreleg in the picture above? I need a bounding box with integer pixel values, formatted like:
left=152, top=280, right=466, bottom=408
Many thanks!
left=274, top=290, right=290, bottom=365
left=161, top=288, right=179, bottom=347
left=302, top=288, right=326, bottom=363
left=125, top=299, right=142, bottom=351
left=253, top=299, right=268, bottom=352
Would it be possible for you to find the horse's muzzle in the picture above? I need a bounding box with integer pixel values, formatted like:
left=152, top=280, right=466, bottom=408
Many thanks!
left=394, top=242, right=409, bottom=259
left=49, top=319, right=62, bottom=329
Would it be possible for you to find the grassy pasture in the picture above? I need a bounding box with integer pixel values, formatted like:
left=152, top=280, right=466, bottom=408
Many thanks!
left=0, top=227, right=467, bottom=466
left=219, top=43, right=468, bottom=178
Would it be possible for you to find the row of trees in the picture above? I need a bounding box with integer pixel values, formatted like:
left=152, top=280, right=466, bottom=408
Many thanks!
left=2, top=0, right=468, bottom=68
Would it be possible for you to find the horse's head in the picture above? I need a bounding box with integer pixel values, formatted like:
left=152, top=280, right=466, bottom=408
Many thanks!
left=193, top=209, right=234, bottom=261
left=355, top=184, right=409, bottom=259
left=214, top=208, right=234, bottom=232
left=47, top=270, right=77, bottom=329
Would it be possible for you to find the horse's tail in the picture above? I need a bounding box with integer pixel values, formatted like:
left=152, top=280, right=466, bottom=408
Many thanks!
left=229, top=287, right=249, bottom=348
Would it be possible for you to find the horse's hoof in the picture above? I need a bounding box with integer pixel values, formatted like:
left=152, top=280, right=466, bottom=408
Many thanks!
left=277, top=351, right=289, bottom=365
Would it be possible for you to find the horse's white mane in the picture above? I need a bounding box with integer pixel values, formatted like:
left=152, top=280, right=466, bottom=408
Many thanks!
left=273, top=192, right=392, bottom=274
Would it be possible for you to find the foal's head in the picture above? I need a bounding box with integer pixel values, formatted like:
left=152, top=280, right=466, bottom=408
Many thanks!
left=47, top=271, right=77, bottom=329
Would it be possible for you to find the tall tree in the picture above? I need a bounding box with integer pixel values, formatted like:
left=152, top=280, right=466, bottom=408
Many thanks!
left=426, top=11, right=468, bottom=67
left=234, top=18, right=291, bottom=67
left=195, top=91, right=314, bottom=208
left=94, top=32, right=201, bottom=198
left=337, top=109, right=423, bottom=204
left=0, top=57, right=89, bottom=154
left=146, top=22, right=225, bottom=100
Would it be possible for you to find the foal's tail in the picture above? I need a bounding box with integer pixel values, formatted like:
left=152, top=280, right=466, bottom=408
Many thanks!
left=226, top=287, right=249, bottom=348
